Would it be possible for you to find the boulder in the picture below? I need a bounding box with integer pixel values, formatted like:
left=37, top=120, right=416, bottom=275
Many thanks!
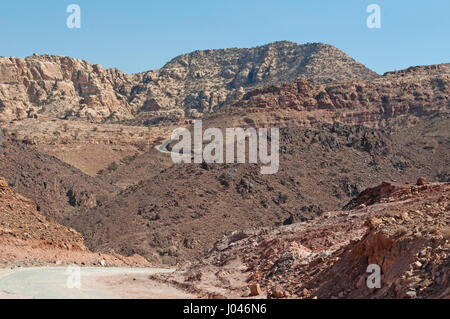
left=249, top=284, right=261, bottom=296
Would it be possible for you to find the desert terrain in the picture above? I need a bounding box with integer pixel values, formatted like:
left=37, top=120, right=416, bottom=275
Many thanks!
left=0, top=41, right=448, bottom=299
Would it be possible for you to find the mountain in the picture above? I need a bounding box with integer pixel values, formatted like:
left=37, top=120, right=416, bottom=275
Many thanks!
left=0, top=42, right=378, bottom=123
left=0, top=54, right=134, bottom=122
left=131, top=42, right=378, bottom=123
left=217, top=63, right=450, bottom=128
left=0, top=42, right=448, bottom=270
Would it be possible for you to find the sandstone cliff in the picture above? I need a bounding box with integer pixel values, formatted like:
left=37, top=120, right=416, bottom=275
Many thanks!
left=131, top=41, right=378, bottom=121
left=222, top=63, right=450, bottom=127
left=0, top=54, right=134, bottom=121
left=0, top=41, right=378, bottom=122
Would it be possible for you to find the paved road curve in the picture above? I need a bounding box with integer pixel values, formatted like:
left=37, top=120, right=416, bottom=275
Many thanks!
left=156, top=139, right=173, bottom=154
left=0, top=267, right=182, bottom=299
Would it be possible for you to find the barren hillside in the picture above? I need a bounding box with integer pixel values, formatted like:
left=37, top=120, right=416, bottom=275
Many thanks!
left=0, top=177, right=148, bottom=267
left=155, top=180, right=449, bottom=299
left=68, top=114, right=449, bottom=264
left=0, top=135, right=117, bottom=222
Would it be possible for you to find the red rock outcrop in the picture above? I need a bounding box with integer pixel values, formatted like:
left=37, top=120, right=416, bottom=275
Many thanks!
left=154, top=181, right=449, bottom=299
left=226, top=63, right=450, bottom=127
left=344, top=180, right=444, bottom=210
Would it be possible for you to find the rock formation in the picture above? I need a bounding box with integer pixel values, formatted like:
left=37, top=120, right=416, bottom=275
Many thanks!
left=225, top=63, right=450, bottom=127
left=154, top=181, right=449, bottom=299
left=0, top=42, right=378, bottom=123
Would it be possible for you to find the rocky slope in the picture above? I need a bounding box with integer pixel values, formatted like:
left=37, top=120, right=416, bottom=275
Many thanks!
left=0, top=54, right=134, bottom=121
left=0, top=178, right=148, bottom=267
left=154, top=180, right=449, bottom=299
left=68, top=114, right=449, bottom=264
left=0, top=42, right=378, bottom=123
left=2, top=118, right=175, bottom=177
left=0, top=134, right=117, bottom=222
left=131, top=41, right=378, bottom=122
left=217, top=63, right=450, bottom=128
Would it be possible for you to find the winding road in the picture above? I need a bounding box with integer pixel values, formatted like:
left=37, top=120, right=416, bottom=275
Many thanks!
left=156, top=139, right=173, bottom=154
left=0, top=267, right=192, bottom=299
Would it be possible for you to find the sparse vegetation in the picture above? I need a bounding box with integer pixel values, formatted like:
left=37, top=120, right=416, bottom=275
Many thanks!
left=106, top=161, right=119, bottom=172
left=120, top=152, right=139, bottom=165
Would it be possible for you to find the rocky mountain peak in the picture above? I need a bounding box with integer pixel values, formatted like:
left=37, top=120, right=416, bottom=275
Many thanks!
left=0, top=41, right=378, bottom=123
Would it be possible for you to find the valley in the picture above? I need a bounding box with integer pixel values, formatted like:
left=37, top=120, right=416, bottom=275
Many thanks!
left=0, top=41, right=448, bottom=299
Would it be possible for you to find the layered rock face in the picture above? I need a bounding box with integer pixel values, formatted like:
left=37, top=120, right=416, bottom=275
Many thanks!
left=226, top=63, right=450, bottom=127
left=0, top=42, right=378, bottom=122
left=131, top=42, right=378, bottom=120
left=0, top=55, right=135, bottom=121
left=1, top=42, right=446, bottom=127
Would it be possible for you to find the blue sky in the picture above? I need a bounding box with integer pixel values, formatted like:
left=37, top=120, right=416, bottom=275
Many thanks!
left=1, top=0, right=448, bottom=74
